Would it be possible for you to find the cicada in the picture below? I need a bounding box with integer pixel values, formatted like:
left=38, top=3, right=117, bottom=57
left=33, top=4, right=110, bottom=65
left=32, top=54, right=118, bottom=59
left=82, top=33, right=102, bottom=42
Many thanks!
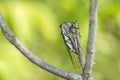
left=60, top=21, right=80, bottom=68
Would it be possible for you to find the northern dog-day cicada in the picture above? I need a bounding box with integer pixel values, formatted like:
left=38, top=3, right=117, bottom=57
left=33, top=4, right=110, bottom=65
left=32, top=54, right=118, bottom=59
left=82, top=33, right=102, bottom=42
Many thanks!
left=60, top=21, right=80, bottom=68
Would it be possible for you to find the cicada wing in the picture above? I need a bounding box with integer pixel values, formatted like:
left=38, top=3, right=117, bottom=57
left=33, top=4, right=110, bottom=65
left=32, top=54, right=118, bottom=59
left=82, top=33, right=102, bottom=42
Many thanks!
left=61, top=33, right=80, bottom=69
left=67, top=49, right=81, bottom=69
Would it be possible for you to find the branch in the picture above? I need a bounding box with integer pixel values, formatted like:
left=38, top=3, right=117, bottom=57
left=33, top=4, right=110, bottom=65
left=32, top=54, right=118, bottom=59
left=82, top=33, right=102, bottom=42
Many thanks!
left=0, top=12, right=82, bottom=80
left=83, top=0, right=97, bottom=80
left=75, top=22, right=85, bottom=70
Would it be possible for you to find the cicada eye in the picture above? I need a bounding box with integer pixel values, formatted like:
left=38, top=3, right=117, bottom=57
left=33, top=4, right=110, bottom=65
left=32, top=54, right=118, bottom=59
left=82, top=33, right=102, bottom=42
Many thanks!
left=65, top=22, right=73, bottom=27
left=61, top=22, right=73, bottom=28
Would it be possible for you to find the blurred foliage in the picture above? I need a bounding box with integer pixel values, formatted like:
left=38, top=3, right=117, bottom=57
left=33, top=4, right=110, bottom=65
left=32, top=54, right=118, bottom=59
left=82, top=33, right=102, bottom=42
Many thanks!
left=0, top=0, right=120, bottom=80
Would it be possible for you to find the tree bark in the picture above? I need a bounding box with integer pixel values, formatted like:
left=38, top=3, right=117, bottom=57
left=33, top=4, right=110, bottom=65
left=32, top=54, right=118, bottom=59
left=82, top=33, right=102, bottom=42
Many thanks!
left=83, top=0, right=97, bottom=80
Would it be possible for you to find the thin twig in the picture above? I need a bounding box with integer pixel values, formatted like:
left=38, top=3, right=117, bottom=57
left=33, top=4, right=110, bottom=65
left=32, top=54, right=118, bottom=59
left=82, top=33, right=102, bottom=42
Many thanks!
left=75, top=22, right=85, bottom=70
left=83, top=0, right=97, bottom=80
left=0, top=12, right=82, bottom=80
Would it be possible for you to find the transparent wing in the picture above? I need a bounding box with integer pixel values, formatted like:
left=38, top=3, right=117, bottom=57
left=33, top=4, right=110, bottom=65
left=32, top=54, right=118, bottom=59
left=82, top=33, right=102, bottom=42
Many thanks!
left=68, top=50, right=81, bottom=69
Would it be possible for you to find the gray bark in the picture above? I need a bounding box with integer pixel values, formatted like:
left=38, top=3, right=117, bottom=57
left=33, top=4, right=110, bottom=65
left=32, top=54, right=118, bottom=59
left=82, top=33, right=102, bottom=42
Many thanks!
left=83, top=0, right=97, bottom=80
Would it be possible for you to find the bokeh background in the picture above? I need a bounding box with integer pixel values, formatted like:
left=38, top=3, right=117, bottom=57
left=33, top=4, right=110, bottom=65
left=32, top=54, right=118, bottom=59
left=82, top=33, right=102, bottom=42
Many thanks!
left=0, top=0, right=120, bottom=80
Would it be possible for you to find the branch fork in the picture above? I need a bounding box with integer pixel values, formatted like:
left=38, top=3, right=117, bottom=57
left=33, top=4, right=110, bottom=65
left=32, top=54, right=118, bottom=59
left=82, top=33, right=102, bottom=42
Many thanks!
left=0, top=0, right=97, bottom=80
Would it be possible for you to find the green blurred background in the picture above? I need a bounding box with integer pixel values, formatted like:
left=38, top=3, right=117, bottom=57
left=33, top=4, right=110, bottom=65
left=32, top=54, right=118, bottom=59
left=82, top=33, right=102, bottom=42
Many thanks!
left=0, top=0, right=120, bottom=80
